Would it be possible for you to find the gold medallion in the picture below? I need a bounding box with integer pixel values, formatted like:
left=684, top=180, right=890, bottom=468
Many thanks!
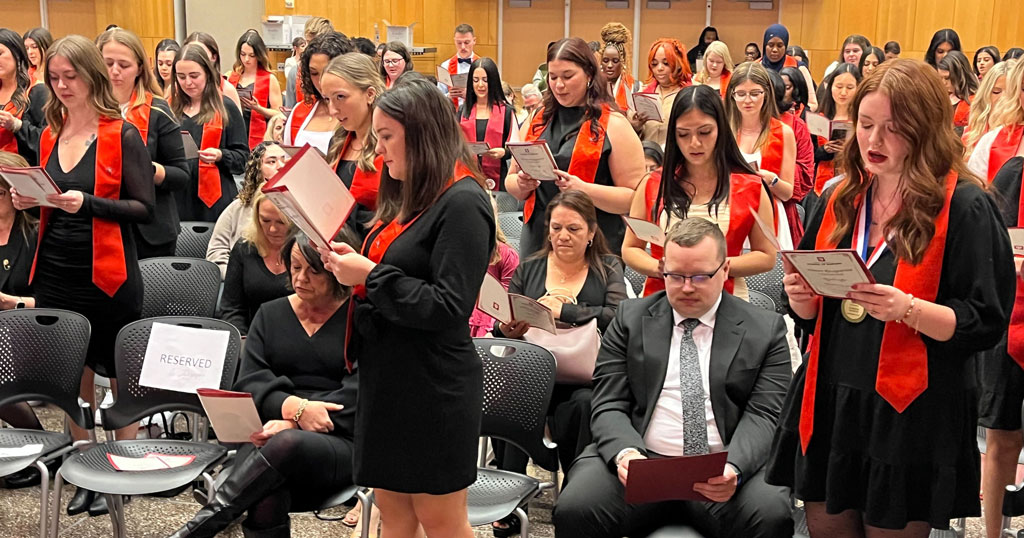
left=841, top=299, right=866, bottom=323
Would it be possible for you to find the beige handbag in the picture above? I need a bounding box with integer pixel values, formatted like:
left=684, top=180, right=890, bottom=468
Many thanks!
left=523, top=318, right=601, bottom=385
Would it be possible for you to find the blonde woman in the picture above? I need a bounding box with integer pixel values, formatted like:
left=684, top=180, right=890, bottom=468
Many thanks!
left=693, top=40, right=734, bottom=99
left=219, top=190, right=295, bottom=335
left=969, top=59, right=1024, bottom=181
left=10, top=35, right=155, bottom=516
left=964, top=60, right=1016, bottom=154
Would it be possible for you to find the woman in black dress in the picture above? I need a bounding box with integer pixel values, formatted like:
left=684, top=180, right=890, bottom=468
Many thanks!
left=0, top=28, right=47, bottom=166
left=458, top=57, right=516, bottom=191
left=766, top=59, right=1015, bottom=536
left=170, top=232, right=359, bottom=537
left=170, top=43, right=247, bottom=222
left=320, top=75, right=494, bottom=537
left=11, top=35, right=155, bottom=516
left=220, top=191, right=294, bottom=335
left=98, top=28, right=188, bottom=258
left=504, top=37, right=644, bottom=257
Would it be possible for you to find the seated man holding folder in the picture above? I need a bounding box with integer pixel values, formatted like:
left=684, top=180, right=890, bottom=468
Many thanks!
left=553, top=218, right=793, bottom=538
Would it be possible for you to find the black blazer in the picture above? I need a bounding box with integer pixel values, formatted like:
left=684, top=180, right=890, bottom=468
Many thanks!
left=12, top=84, right=48, bottom=166
left=135, top=97, right=189, bottom=248
left=0, top=226, right=37, bottom=297
left=589, top=291, right=792, bottom=477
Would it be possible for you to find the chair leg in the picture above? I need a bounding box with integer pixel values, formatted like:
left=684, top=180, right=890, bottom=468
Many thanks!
left=48, top=471, right=64, bottom=538
left=36, top=460, right=49, bottom=538
left=549, top=469, right=560, bottom=503
left=514, top=506, right=529, bottom=537
left=357, top=489, right=374, bottom=538
left=951, top=517, right=965, bottom=538
left=1001, top=514, right=1014, bottom=538
left=110, top=494, right=127, bottom=538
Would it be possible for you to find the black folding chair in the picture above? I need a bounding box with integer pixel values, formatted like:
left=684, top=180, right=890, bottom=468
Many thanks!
left=0, top=309, right=92, bottom=538
left=747, top=289, right=778, bottom=313
left=495, top=191, right=523, bottom=213
left=49, top=317, right=241, bottom=538
left=175, top=221, right=216, bottom=259
left=498, top=212, right=524, bottom=242
left=468, top=338, right=559, bottom=536
left=745, top=254, right=787, bottom=315
left=139, top=257, right=222, bottom=318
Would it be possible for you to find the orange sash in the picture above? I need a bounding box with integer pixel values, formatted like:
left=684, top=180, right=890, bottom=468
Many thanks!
left=717, top=71, right=731, bottom=100
left=953, top=99, right=970, bottom=129
left=32, top=118, right=128, bottom=297
left=641, top=169, right=762, bottom=296
left=1008, top=167, right=1024, bottom=368
left=334, top=132, right=382, bottom=210
left=0, top=101, right=21, bottom=153
left=460, top=103, right=506, bottom=182
left=447, top=54, right=479, bottom=108
left=287, top=100, right=315, bottom=145
left=612, top=74, right=635, bottom=111
left=228, top=68, right=271, bottom=150
left=522, top=104, right=611, bottom=222
left=799, top=173, right=957, bottom=453
left=760, top=118, right=786, bottom=175
left=123, top=91, right=154, bottom=146
left=988, top=125, right=1024, bottom=182
left=197, top=111, right=224, bottom=208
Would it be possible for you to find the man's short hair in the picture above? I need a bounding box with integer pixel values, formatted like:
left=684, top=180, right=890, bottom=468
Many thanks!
left=521, top=83, right=541, bottom=99
left=665, top=218, right=726, bottom=262
left=455, top=24, right=474, bottom=36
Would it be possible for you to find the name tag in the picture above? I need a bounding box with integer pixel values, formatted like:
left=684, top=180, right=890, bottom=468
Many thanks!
left=138, top=323, right=230, bottom=393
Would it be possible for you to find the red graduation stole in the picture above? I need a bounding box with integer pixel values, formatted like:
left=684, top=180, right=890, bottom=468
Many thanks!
left=953, top=98, right=971, bottom=129
left=197, top=110, right=224, bottom=208
left=32, top=117, right=128, bottom=297
left=0, top=100, right=22, bottom=153
left=1008, top=167, right=1024, bottom=368
left=123, top=91, right=154, bottom=146
left=447, top=54, right=479, bottom=108
left=334, top=131, right=382, bottom=210
left=294, top=80, right=305, bottom=105
left=988, top=124, right=1024, bottom=182
left=760, top=118, right=786, bottom=175
left=459, top=103, right=506, bottom=182
left=228, top=68, right=271, bottom=150
left=612, top=74, right=635, bottom=111
left=287, top=100, right=315, bottom=145
left=344, top=161, right=475, bottom=371
left=784, top=55, right=799, bottom=68
left=798, top=173, right=957, bottom=453
left=717, top=71, right=731, bottom=100
left=522, top=104, right=611, bottom=222
left=641, top=169, right=762, bottom=296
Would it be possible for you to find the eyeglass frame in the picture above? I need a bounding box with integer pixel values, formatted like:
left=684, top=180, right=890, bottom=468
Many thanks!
left=661, top=258, right=726, bottom=286
left=732, top=89, right=766, bottom=101
left=382, top=58, right=405, bottom=66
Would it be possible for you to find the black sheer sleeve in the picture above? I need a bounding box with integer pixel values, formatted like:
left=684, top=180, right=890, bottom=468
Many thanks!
left=81, top=123, right=155, bottom=223
left=150, top=99, right=189, bottom=193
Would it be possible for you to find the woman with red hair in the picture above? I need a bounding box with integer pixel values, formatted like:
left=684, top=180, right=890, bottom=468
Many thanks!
left=630, top=38, right=691, bottom=147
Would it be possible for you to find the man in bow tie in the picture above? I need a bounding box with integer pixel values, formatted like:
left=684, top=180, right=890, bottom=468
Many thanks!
left=438, top=23, right=479, bottom=109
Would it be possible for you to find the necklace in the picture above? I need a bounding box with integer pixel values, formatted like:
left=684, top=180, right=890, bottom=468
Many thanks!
left=551, top=257, right=588, bottom=284
left=62, top=133, right=97, bottom=146
left=871, top=186, right=900, bottom=225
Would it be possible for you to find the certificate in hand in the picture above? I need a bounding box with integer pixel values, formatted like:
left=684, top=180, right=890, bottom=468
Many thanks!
left=236, top=86, right=254, bottom=102
left=781, top=249, right=876, bottom=299
left=1009, top=228, right=1024, bottom=257
left=476, top=273, right=557, bottom=334
left=435, top=66, right=454, bottom=87
left=625, top=451, right=729, bottom=504
left=622, top=216, right=665, bottom=245
left=507, top=141, right=559, bottom=181
left=196, top=388, right=264, bottom=443
left=805, top=114, right=851, bottom=141
left=261, top=144, right=357, bottom=250
left=0, top=166, right=62, bottom=207
left=467, top=142, right=491, bottom=155
left=180, top=131, right=200, bottom=160
left=630, top=92, right=663, bottom=123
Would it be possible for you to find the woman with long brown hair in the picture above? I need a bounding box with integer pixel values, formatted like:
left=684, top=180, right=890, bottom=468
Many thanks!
left=766, top=59, right=1015, bottom=536
left=98, top=28, right=189, bottom=258
left=229, top=29, right=282, bottom=150
left=505, top=37, right=644, bottom=257
left=0, top=28, right=47, bottom=166
left=11, top=35, right=156, bottom=517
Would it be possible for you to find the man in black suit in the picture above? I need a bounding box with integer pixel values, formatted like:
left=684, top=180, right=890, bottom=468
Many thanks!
left=552, top=218, right=793, bottom=538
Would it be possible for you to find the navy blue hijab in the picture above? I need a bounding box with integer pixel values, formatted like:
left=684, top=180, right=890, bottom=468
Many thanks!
left=761, top=24, right=805, bottom=72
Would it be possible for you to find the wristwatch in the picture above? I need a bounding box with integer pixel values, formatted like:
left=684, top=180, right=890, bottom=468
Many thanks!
left=769, top=174, right=780, bottom=187
left=14, top=298, right=25, bottom=309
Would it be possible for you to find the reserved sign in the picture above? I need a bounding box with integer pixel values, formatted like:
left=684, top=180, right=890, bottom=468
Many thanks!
left=138, top=323, right=230, bottom=394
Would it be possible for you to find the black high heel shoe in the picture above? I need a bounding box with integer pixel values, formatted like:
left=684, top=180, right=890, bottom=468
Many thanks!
left=66, top=487, right=95, bottom=516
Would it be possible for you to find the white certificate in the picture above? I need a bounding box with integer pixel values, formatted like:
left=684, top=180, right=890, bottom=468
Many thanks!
left=467, top=142, right=491, bottom=155
left=622, top=216, right=665, bottom=245
left=509, top=295, right=557, bottom=334
left=451, top=72, right=468, bottom=89
left=196, top=388, right=265, bottom=443
left=0, top=166, right=62, bottom=208
left=477, top=272, right=512, bottom=324
left=805, top=113, right=831, bottom=139
left=108, top=453, right=196, bottom=472
left=630, top=92, right=663, bottom=123
left=435, top=65, right=454, bottom=87
left=1010, top=228, right=1024, bottom=257
left=0, top=444, right=44, bottom=458
left=180, top=131, right=200, bottom=160
left=507, top=141, right=559, bottom=181
left=781, top=249, right=876, bottom=299
left=138, top=323, right=230, bottom=394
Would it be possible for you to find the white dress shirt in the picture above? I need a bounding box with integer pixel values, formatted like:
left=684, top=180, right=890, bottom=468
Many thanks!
left=967, top=126, right=1002, bottom=178
left=438, top=55, right=474, bottom=109
left=643, top=294, right=725, bottom=457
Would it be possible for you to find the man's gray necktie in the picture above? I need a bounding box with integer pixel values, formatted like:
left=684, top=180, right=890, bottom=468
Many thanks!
left=680, top=318, right=709, bottom=455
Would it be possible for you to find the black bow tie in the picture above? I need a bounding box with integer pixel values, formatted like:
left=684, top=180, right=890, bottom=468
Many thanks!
left=457, top=57, right=472, bottom=65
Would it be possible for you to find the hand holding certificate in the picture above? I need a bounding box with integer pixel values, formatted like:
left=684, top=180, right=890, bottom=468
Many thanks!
left=467, top=142, right=491, bottom=155
left=781, top=249, right=876, bottom=299
left=436, top=66, right=468, bottom=90
left=196, top=388, right=264, bottom=443
left=180, top=131, right=200, bottom=160
left=622, top=216, right=665, bottom=245
left=625, top=452, right=729, bottom=504
left=629, top=92, right=663, bottom=122
left=477, top=273, right=557, bottom=334
left=507, top=141, right=559, bottom=181
left=0, top=166, right=62, bottom=208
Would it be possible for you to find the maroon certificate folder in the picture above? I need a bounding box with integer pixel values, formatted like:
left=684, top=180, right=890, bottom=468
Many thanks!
left=624, top=451, right=729, bottom=504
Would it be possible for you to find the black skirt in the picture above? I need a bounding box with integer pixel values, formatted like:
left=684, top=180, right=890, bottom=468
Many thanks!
left=978, top=335, right=1024, bottom=431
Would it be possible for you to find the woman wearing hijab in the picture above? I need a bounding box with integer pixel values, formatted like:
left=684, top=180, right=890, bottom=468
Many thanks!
left=762, top=24, right=818, bottom=112
left=686, top=26, right=718, bottom=71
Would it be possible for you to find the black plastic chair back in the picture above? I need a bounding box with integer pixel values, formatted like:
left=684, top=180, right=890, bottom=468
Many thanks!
left=139, top=257, right=221, bottom=318
left=494, top=191, right=523, bottom=213
left=745, top=254, right=786, bottom=315
left=498, top=212, right=524, bottom=241
left=475, top=338, right=559, bottom=471
left=101, top=317, right=241, bottom=430
left=0, top=309, right=92, bottom=429
left=175, top=221, right=215, bottom=259
left=747, top=289, right=777, bottom=313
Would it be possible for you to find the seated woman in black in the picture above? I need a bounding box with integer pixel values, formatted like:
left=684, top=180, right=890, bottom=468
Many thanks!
left=491, top=189, right=627, bottom=535
left=0, top=151, right=44, bottom=489
left=170, top=231, right=359, bottom=537
left=220, top=191, right=294, bottom=335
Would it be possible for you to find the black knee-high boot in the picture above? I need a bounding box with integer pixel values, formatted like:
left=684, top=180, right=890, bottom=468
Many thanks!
left=241, top=521, right=291, bottom=537
left=167, top=449, right=285, bottom=538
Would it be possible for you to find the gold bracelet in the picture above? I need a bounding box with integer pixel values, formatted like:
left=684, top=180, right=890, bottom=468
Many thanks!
left=292, top=399, right=309, bottom=424
left=896, top=293, right=915, bottom=324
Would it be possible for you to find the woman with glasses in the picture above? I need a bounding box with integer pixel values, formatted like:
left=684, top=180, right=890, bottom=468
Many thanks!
left=623, top=84, right=775, bottom=298
left=378, top=41, right=413, bottom=89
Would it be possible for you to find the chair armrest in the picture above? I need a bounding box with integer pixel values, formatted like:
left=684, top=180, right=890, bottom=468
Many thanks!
left=1002, top=482, right=1024, bottom=518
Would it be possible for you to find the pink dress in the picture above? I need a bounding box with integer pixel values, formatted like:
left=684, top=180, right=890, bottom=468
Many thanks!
left=469, top=242, right=520, bottom=337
